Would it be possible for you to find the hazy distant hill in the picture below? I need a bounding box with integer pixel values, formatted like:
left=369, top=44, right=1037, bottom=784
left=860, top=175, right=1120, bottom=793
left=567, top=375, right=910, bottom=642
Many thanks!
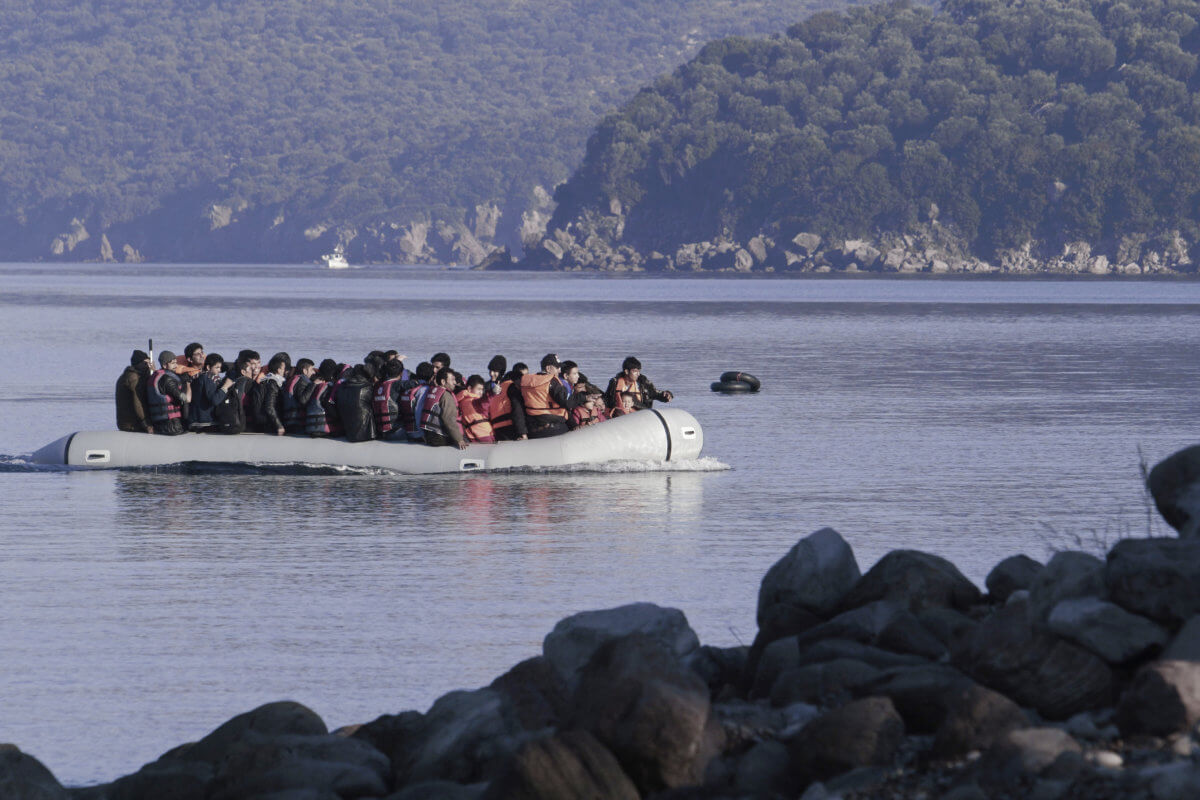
left=530, top=0, right=1200, bottom=274
left=0, top=0, right=849, bottom=264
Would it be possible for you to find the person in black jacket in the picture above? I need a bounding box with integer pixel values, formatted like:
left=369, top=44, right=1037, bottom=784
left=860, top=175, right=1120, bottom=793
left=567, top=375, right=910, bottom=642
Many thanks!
left=257, top=354, right=289, bottom=436
left=188, top=353, right=228, bottom=430
left=336, top=361, right=378, bottom=442
left=210, top=358, right=256, bottom=435
left=282, top=358, right=318, bottom=433
left=116, top=349, right=154, bottom=433
left=604, top=356, right=674, bottom=411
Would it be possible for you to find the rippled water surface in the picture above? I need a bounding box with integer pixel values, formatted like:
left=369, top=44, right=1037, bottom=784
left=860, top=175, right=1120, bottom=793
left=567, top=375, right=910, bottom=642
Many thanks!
left=2, top=264, right=1198, bottom=784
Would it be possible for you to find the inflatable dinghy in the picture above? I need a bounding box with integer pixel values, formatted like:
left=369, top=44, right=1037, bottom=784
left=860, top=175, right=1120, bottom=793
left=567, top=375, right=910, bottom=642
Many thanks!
left=31, top=408, right=703, bottom=474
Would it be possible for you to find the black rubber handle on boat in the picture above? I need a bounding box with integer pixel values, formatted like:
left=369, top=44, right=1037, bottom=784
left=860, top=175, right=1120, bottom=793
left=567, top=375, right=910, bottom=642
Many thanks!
left=649, top=409, right=673, bottom=462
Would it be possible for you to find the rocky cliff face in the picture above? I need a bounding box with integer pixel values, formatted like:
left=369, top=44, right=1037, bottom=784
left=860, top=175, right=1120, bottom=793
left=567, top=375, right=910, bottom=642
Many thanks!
left=509, top=202, right=1200, bottom=276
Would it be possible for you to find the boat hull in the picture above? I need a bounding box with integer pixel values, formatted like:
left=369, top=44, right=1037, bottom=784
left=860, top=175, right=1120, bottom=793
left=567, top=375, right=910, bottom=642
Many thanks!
left=31, top=408, right=703, bottom=473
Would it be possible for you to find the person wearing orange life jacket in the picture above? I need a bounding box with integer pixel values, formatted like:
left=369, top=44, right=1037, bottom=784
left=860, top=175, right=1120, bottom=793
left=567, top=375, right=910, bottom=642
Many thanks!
left=609, top=391, right=637, bottom=418
left=419, top=368, right=468, bottom=449
left=488, top=365, right=528, bottom=441
left=569, top=384, right=606, bottom=429
left=456, top=374, right=495, bottom=444
left=170, top=342, right=206, bottom=380
left=372, top=359, right=416, bottom=440
left=520, top=354, right=585, bottom=439
left=147, top=350, right=191, bottom=436
left=604, top=355, right=673, bottom=412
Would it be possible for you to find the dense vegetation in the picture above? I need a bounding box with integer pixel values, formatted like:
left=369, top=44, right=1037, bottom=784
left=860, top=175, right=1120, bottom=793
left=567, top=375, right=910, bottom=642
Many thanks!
left=0, top=0, right=823, bottom=261
left=550, top=0, right=1200, bottom=260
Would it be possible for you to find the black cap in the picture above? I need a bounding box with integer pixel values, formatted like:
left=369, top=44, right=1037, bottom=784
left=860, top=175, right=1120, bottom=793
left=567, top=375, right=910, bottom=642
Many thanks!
left=130, top=349, right=150, bottom=366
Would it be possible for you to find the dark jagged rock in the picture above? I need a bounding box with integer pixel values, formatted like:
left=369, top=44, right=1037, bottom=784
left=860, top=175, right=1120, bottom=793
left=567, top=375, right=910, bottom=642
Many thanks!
left=749, top=636, right=799, bottom=699
left=1116, top=660, right=1200, bottom=737
left=915, top=607, right=978, bottom=653
left=732, top=740, right=791, bottom=796
left=745, top=603, right=822, bottom=690
left=687, top=645, right=748, bottom=699
left=350, top=711, right=426, bottom=777
left=206, top=733, right=390, bottom=800
left=397, top=688, right=529, bottom=787
left=1163, top=616, right=1200, bottom=661
left=489, top=657, right=571, bottom=732
left=386, top=781, right=483, bottom=800
left=480, top=730, right=638, bottom=800
left=974, top=728, right=1082, bottom=793
left=1028, top=552, right=1107, bottom=626
left=184, top=701, right=329, bottom=764
left=795, top=638, right=930, bottom=670
left=473, top=246, right=517, bottom=271
left=1106, top=538, right=1200, bottom=625
left=956, top=600, right=1113, bottom=720
left=839, top=549, right=981, bottom=614
left=1147, top=444, right=1200, bottom=538
left=570, top=633, right=719, bottom=794
left=0, top=746, right=68, bottom=800
left=757, top=528, right=861, bottom=623
left=1046, top=597, right=1168, bottom=665
left=985, top=555, right=1044, bottom=603
left=795, top=600, right=947, bottom=661
left=932, top=684, right=1030, bottom=759
left=788, top=697, right=905, bottom=782
left=542, top=602, right=699, bottom=687
left=855, top=665, right=975, bottom=734
left=768, top=658, right=882, bottom=707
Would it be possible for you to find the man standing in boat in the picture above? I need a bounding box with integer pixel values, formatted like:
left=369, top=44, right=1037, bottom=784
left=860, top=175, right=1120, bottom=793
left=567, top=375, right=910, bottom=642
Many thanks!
left=520, top=354, right=585, bottom=439
left=115, top=349, right=155, bottom=434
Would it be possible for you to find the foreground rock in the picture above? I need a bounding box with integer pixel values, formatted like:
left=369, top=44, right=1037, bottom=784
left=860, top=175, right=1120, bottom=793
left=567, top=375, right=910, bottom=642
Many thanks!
left=22, top=450, right=1200, bottom=798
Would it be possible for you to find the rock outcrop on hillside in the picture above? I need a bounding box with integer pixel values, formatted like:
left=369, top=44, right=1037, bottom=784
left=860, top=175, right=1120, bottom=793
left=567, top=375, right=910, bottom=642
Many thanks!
left=9, top=444, right=1200, bottom=798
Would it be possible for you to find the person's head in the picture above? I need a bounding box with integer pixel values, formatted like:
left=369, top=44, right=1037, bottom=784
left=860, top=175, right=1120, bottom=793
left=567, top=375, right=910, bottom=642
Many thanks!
left=465, top=374, right=485, bottom=397
left=487, top=355, right=507, bottom=381
left=130, top=349, right=151, bottom=368
left=318, top=358, right=339, bottom=382
left=237, top=349, right=261, bottom=376
left=540, top=353, right=561, bottom=376
left=431, top=352, right=451, bottom=371
left=384, top=350, right=400, bottom=361
left=561, top=360, right=579, bottom=385
left=365, top=352, right=386, bottom=376
left=621, top=356, right=642, bottom=383
left=415, top=361, right=434, bottom=383
left=204, top=353, right=225, bottom=375
left=238, top=360, right=255, bottom=378
left=359, top=361, right=379, bottom=382
left=382, top=359, right=405, bottom=379
left=511, top=362, right=529, bottom=379
left=158, top=350, right=177, bottom=368
left=267, top=354, right=288, bottom=376
left=185, top=342, right=205, bottom=367
left=434, top=367, right=457, bottom=391
left=295, top=358, right=315, bottom=378
left=620, top=391, right=636, bottom=410
left=270, top=352, right=291, bottom=370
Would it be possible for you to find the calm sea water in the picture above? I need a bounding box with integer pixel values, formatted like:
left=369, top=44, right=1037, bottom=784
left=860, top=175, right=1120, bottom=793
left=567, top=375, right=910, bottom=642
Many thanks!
left=1, top=264, right=1198, bottom=785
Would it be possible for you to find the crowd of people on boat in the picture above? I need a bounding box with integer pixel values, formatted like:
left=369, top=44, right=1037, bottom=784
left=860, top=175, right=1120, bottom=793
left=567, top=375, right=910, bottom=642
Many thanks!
left=115, top=344, right=674, bottom=448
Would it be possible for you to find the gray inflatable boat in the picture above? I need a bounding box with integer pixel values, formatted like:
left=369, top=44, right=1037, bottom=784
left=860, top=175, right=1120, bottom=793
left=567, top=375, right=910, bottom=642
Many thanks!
left=31, top=408, right=704, bottom=473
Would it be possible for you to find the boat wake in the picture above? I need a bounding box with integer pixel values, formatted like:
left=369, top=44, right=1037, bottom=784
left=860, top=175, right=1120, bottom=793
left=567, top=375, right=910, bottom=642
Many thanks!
left=496, top=457, right=731, bottom=474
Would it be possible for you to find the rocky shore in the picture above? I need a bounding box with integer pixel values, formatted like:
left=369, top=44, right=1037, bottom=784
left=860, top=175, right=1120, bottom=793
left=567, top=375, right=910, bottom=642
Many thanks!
left=8, top=445, right=1200, bottom=799
left=496, top=208, right=1200, bottom=275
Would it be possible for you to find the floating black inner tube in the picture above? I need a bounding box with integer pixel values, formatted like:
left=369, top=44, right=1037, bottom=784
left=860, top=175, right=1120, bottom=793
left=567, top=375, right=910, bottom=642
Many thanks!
left=718, top=371, right=761, bottom=391
left=711, top=380, right=755, bottom=393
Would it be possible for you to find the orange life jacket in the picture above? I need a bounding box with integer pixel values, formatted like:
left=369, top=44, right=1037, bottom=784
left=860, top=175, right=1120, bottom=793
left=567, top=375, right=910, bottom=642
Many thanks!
left=520, top=373, right=568, bottom=419
left=170, top=356, right=202, bottom=379
left=613, top=375, right=644, bottom=406
left=488, top=380, right=515, bottom=430
left=456, top=390, right=495, bottom=443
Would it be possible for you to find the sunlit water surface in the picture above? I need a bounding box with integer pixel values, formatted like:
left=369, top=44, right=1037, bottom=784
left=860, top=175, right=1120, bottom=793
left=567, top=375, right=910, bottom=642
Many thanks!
left=1, top=264, right=1197, bottom=784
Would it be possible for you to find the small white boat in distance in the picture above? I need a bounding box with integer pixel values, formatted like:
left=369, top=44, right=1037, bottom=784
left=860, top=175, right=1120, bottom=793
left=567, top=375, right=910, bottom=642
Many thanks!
left=321, top=244, right=349, bottom=269
left=31, top=408, right=704, bottom=474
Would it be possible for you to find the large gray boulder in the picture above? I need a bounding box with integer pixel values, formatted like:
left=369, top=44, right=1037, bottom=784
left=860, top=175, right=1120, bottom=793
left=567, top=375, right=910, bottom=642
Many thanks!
left=788, top=697, right=905, bottom=781
left=1106, top=538, right=1200, bottom=624
left=795, top=638, right=929, bottom=670
left=480, top=730, right=638, bottom=800
left=184, top=701, right=329, bottom=764
left=1028, top=552, right=1107, bottom=626
left=932, top=684, right=1030, bottom=759
left=489, top=657, right=570, bottom=732
left=570, top=634, right=719, bottom=794
left=839, top=550, right=981, bottom=614
left=543, top=603, right=699, bottom=686
left=757, top=528, right=861, bottom=623
left=956, top=601, right=1113, bottom=719
left=1117, top=660, right=1200, bottom=737
left=768, top=659, right=882, bottom=707
left=976, top=728, right=1082, bottom=793
left=985, top=555, right=1043, bottom=603
left=1047, top=597, right=1168, bottom=664
left=1146, top=444, right=1200, bottom=537
left=856, top=664, right=975, bottom=733
left=0, top=746, right=68, bottom=800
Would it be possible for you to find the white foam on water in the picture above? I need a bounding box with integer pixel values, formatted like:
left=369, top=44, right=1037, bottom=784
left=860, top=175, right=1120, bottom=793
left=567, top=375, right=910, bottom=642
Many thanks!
left=496, top=456, right=731, bottom=474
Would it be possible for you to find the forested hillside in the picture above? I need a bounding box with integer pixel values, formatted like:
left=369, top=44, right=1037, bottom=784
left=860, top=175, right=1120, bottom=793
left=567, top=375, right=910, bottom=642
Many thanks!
left=530, top=0, right=1200, bottom=274
left=0, top=0, right=827, bottom=263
